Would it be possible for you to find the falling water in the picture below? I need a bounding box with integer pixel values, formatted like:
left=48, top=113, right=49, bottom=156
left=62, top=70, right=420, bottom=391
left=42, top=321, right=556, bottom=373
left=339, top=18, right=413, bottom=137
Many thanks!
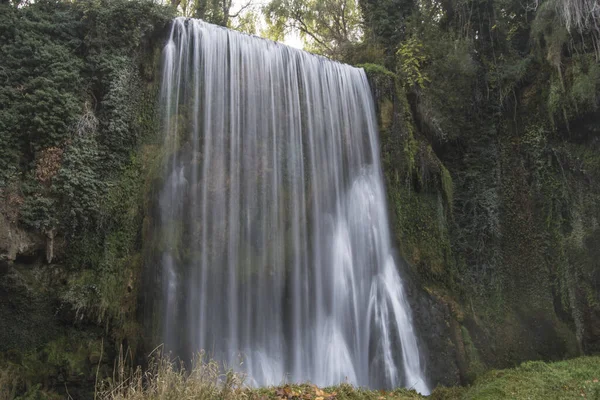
left=157, top=17, right=429, bottom=394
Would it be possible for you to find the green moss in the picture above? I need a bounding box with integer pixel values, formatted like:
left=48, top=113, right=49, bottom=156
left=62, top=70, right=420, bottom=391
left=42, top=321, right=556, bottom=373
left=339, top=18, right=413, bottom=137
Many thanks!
left=367, top=65, right=456, bottom=285
left=380, top=98, right=394, bottom=132
left=360, top=63, right=398, bottom=104
left=358, top=63, right=397, bottom=79
left=1, top=333, right=103, bottom=399
left=462, top=357, right=600, bottom=400
left=570, top=57, right=600, bottom=113
left=386, top=176, right=453, bottom=281
left=440, top=164, right=454, bottom=211
left=460, top=326, right=486, bottom=382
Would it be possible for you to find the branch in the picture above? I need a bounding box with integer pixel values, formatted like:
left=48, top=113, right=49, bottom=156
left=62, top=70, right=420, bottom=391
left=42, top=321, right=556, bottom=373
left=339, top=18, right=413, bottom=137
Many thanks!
left=291, top=15, right=333, bottom=53
left=229, top=0, right=253, bottom=19
left=341, top=0, right=348, bottom=37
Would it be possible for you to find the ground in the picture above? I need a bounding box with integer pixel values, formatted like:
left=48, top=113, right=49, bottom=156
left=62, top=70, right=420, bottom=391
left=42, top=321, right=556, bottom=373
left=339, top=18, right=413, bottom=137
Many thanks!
left=95, top=356, right=600, bottom=400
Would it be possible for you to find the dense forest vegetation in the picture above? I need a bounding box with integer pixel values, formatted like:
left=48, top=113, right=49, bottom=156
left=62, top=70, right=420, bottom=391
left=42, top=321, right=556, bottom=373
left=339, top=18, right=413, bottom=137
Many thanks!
left=0, top=0, right=599, bottom=398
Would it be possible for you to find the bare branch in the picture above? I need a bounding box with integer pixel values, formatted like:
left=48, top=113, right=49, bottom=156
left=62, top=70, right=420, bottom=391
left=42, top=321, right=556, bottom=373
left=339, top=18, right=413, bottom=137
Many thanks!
left=229, top=0, right=253, bottom=19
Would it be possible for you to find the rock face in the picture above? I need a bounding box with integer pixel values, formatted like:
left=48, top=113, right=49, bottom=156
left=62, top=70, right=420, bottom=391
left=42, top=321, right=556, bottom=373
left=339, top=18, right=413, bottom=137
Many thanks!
left=364, top=62, right=600, bottom=388
left=402, top=269, right=464, bottom=386
left=0, top=205, right=44, bottom=265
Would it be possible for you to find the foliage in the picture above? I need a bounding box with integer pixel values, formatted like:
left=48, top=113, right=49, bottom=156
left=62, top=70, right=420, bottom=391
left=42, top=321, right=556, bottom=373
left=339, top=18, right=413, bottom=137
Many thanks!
left=264, top=0, right=362, bottom=59
left=359, top=0, right=416, bottom=59
left=0, top=1, right=171, bottom=398
left=361, top=0, right=600, bottom=383
left=396, top=38, right=430, bottom=89
left=0, top=0, right=172, bottom=234
left=0, top=333, right=104, bottom=400
left=553, top=0, right=600, bottom=58
left=1, top=0, right=600, bottom=396
left=181, top=0, right=232, bottom=23
left=0, top=0, right=83, bottom=184
left=461, top=357, right=600, bottom=399
left=172, top=0, right=259, bottom=34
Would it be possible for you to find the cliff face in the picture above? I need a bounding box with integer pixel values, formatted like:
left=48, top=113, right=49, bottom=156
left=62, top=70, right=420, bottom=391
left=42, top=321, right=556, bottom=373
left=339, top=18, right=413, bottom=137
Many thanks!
left=363, top=30, right=600, bottom=385
left=355, top=2, right=600, bottom=389
left=0, top=1, right=172, bottom=397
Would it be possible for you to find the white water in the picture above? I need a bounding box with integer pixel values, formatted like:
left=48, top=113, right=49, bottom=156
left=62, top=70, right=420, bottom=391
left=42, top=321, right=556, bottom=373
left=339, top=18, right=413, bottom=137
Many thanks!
left=158, top=17, right=429, bottom=394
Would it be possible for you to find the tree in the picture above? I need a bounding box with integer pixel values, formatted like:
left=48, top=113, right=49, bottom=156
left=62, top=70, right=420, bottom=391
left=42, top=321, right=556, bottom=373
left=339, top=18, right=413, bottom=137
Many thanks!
left=263, top=0, right=362, bottom=59
left=359, top=0, right=416, bottom=52
left=173, top=0, right=253, bottom=28
left=554, top=0, right=600, bottom=57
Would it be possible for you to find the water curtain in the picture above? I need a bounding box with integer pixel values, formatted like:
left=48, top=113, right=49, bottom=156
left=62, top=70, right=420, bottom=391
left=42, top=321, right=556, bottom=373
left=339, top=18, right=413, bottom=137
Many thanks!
left=158, top=17, right=429, bottom=394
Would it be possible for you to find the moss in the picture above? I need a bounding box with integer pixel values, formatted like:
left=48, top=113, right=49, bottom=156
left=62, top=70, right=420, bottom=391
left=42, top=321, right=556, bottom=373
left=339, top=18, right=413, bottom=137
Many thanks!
left=440, top=164, right=454, bottom=212
left=1, top=333, right=104, bottom=398
left=387, top=182, right=452, bottom=281
left=570, top=57, right=600, bottom=113
left=360, top=63, right=398, bottom=105
left=460, top=326, right=486, bottom=382
left=462, top=357, right=600, bottom=400
left=367, top=22, right=600, bottom=381
left=380, top=98, right=395, bottom=132
left=366, top=65, right=457, bottom=287
left=358, top=63, right=397, bottom=79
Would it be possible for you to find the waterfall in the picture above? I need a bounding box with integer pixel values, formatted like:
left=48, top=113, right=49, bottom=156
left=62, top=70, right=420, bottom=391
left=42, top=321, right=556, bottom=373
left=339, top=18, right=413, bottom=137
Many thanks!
left=157, top=17, right=429, bottom=394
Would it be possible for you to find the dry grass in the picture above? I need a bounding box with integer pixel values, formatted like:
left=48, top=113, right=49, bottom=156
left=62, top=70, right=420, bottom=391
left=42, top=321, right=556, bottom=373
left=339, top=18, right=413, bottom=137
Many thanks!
left=0, top=365, right=19, bottom=400
left=94, top=347, right=422, bottom=400
left=95, top=348, right=247, bottom=400
left=95, top=349, right=600, bottom=400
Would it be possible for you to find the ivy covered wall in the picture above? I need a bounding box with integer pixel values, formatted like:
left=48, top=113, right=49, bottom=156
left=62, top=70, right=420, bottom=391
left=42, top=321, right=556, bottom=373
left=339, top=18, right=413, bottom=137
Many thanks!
left=362, top=0, right=600, bottom=385
left=0, top=1, right=173, bottom=397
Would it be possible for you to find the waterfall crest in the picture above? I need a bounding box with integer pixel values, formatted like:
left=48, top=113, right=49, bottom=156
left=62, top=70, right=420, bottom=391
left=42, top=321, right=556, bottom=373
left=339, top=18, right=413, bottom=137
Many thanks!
left=158, top=17, right=429, bottom=394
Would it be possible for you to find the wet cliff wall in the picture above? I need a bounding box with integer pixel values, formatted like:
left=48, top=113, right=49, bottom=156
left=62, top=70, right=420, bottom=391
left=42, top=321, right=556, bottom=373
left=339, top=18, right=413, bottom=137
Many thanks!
left=363, top=14, right=600, bottom=384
